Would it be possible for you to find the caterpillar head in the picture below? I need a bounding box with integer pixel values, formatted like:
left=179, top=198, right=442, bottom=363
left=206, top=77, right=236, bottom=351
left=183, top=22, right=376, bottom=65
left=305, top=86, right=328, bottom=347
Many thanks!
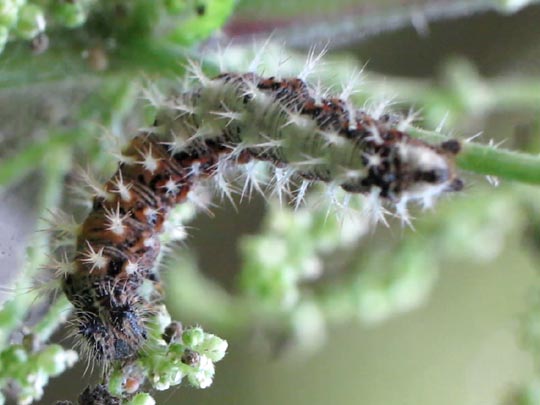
left=343, top=137, right=462, bottom=204
left=63, top=274, right=148, bottom=363
left=392, top=138, right=463, bottom=200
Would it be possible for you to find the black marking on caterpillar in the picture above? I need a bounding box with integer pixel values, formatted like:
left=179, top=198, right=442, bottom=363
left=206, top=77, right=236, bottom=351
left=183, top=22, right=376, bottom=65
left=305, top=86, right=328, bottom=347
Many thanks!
left=59, top=71, right=463, bottom=365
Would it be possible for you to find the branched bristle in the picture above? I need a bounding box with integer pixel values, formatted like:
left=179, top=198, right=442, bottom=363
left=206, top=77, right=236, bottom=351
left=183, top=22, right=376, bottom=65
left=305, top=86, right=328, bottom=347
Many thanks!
left=56, top=53, right=463, bottom=380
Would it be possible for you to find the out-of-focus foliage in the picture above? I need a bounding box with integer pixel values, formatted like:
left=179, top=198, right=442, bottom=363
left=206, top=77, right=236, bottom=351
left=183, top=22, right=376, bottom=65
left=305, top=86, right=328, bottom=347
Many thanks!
left=1, top=0, right=540, bottom=404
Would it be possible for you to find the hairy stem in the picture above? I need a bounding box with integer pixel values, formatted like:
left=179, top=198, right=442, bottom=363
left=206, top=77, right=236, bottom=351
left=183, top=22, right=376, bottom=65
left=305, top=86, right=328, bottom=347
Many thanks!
left=0, top=147, right=71, bottom=345
left=0, top=39, right=188, bottom=90
left=0, top=131, right=79, bottom=187
left=412, top=128, right=540, bottom=184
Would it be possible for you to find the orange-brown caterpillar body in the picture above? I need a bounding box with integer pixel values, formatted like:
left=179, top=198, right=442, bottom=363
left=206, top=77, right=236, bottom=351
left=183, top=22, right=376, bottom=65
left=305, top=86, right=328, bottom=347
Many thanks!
left=62, top=72, right=462, bottom=363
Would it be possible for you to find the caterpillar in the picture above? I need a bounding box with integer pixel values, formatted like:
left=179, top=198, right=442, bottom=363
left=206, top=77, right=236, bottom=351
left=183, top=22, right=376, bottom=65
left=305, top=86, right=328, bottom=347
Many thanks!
left=59, top=68, right=463, bottom=365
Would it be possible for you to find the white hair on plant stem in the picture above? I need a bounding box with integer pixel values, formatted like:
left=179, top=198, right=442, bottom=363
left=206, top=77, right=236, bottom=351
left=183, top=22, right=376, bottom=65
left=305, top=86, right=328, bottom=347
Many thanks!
left=435, top=111, right=449, bottom=133
left=465, top=131, right=483, bottom=143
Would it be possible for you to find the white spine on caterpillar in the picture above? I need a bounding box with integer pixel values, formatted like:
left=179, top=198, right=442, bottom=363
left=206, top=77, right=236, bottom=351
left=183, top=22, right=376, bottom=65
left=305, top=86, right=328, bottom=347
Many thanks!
left=52, top=59, right=463, bottom=370
left=155, top=69, right=462, bottom=222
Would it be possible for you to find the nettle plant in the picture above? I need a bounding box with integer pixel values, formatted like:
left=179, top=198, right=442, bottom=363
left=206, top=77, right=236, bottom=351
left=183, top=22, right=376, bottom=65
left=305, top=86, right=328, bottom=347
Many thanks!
left=2, top=1, right=540, bottom=404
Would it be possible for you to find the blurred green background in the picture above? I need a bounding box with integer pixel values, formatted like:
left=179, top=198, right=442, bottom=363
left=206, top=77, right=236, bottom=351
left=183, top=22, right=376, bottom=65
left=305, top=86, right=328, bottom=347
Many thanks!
left=2, top=0, right=540, bottom=404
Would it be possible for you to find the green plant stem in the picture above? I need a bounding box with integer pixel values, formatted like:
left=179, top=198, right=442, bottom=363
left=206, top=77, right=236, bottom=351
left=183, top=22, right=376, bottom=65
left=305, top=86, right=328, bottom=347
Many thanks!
left=0, top=38, right=188, bottom=90
left=0, top=147, right=71, bottom=346
left=360, top=75, right=540, bottom=109
left=0, top=131, right=79, bottom=187
left=411, top=128, right=540, bottom=184
left=32, top=295, right=71, bottom=342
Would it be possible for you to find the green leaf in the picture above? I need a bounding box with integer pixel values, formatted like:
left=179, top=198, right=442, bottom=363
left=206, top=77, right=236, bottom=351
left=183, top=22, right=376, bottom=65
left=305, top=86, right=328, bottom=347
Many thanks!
left=167, top=0, right=236, bottom=46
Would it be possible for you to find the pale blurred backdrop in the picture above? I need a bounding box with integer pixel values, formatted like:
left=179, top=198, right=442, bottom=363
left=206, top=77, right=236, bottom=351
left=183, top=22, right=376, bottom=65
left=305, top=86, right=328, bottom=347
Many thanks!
left=2, top=1, right=540, bottom=404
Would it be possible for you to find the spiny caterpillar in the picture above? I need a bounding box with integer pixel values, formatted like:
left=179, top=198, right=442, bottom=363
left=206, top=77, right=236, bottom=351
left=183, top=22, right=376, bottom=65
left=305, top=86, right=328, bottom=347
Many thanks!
left=59, top=67, right=463, bottom=366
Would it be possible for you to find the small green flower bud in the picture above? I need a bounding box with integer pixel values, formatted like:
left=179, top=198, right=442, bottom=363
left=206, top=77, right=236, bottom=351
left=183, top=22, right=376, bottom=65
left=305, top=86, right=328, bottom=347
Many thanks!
left=152, top=368, right=181, bottom=391
left=25, top=369, right=49, bottom=403
left=187, top=354, right=214, bottom=389
left=53, top=2, right=86, bottom=28
left=126, top=393, right=156, bottom=405
left=200, top=335, right=228, bottom=362
left=0, top=345, right=28, bottom=375
left=15, top=4, right=46, bottom=40
left=182, top=327, right=204, bottom=347
left=107, top=369, right=124, bottom=396
left=151, top=373, right=170, bottom=391
left=169, top=368, right=183, bottom=385
left=0, top=0, right=19, bottom=28
left=37, top=345, right=77, bottom=376
left=167, top=342, right=185, bottom=357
